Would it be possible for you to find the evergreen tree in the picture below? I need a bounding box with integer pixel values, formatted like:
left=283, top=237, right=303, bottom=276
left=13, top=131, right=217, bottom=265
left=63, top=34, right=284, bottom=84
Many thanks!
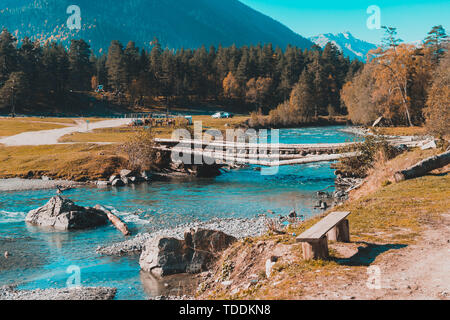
left=68, top=39, right=92, bottom=90
left=0, top=29, right=18, bottom=87
left=124, top=41, right=141, bottom=85
left=0, top=71, right=27, bottom=114
left=18, top=37, right=41, bottom=94
left=424, top=25, right=448, bottom=63
left=236, top=48, right=250, bottom=86
left=381, top=26, right=403, bottom=49
left=106, top=40, right=127, bottom=92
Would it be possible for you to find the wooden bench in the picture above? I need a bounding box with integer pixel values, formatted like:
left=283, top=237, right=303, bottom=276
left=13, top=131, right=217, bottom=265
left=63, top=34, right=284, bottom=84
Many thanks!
left=296, top=211, right=351, bottom=260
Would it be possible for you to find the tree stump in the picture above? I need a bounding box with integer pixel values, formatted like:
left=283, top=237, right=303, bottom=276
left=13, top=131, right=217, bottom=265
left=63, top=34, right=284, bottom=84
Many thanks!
left=326, top=219, right=350, bottom=242
left=301, top=236, right=329, bottom=260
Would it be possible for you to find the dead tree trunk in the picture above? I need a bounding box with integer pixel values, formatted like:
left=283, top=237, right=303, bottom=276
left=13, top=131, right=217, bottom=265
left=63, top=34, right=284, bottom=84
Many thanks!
left=394, top=150, right=450, bottom=182
left=95, top=205, right=131, bottom=236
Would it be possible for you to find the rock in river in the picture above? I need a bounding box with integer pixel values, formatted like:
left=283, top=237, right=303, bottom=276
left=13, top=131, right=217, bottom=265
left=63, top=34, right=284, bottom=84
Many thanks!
left=111, top=178, right=125, bottom=187
left=139, top=228, right=236, bottom=277
left=25, top=196, right=108, bottom=230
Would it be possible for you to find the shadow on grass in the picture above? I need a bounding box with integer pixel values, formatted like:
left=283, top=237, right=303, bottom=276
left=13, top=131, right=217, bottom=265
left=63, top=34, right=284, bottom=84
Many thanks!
left=333, top=242, right=407, bottom=266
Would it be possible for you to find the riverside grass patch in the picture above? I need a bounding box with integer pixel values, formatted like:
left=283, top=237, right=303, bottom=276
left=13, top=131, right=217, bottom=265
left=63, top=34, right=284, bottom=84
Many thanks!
left=0, top=143, right=127, bottom=181
left=338, top=173, right=450, bottom=243
left=0, top=119, right=68, bottom=137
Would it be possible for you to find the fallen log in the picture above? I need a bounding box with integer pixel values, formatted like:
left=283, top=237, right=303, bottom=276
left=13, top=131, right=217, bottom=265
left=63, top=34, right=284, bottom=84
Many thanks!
left=394, top=150, right=450, bottom=182
left=95, top=205, right=131, bottom=236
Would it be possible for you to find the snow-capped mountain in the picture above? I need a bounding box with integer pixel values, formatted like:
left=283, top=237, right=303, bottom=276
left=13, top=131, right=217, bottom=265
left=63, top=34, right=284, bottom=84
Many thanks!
left=309, top=32, right=377, bottom=61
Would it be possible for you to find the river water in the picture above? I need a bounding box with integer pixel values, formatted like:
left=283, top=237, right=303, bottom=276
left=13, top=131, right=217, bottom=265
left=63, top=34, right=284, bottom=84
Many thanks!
left=0, top=126, right=355, bottom=299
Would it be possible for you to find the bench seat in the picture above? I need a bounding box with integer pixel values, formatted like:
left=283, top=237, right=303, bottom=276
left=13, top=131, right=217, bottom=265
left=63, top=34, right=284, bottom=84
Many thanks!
left=296, top=211, right=351, bottom=260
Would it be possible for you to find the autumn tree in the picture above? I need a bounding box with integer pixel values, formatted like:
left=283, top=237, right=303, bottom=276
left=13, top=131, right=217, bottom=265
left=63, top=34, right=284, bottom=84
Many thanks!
left=289, top=70, right=315, bottom=123
left=245, top=77, right=273, bottom=110
left=341, top=63, right=379, bottom=125
left=424, top=48, right=450, bottom=137
left=91, top=75, right=98, bottom=91
left=369, top=43, right=417, bottom=126
left=222, top=72, right=240, bottom=99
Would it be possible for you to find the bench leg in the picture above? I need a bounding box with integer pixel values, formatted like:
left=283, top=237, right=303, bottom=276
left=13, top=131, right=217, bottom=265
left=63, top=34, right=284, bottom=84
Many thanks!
left=301, top=236, right=329, bottom=260
left=326, top=219, right=350, bottom=243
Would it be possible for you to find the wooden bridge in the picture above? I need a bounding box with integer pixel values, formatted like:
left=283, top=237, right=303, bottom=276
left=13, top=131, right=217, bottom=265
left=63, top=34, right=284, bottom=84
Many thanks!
left=154, top=138, right=358, bottom=167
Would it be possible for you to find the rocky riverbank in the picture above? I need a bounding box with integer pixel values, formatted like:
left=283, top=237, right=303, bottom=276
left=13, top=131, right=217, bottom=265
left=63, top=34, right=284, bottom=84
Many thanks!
left=0, top=285, right=117, bottom=300
left=96, top=217, right=268, bottom=256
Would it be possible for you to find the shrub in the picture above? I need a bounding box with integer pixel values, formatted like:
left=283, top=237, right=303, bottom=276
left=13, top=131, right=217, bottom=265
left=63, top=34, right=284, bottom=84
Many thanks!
left=338, top=136, right=402, bottom=178
left=118, top=128, right=158, bottom=172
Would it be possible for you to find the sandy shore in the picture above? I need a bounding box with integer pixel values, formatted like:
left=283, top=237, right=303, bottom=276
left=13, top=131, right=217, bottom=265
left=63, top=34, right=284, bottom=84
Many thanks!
left=0, top=178, right=83, bottom=192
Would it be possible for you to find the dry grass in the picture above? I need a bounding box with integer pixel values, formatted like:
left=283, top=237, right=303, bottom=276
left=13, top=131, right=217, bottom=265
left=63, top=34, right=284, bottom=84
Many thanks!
left=370, top=126, right=427, bottom=136
left=59, top=127, right=139, bottom=143
left=0, top=118, right=68, bottom=137
left=0, top=144, right=127, bottom=181
left=0, top=117, right=111, bottom=137
left=9, top=117, right=78, bottom=124
left=350, top=147, right=444, bottom=201
left=339, top=172, right=450, bottom=243
left=190, top=115, right=249, bottom=129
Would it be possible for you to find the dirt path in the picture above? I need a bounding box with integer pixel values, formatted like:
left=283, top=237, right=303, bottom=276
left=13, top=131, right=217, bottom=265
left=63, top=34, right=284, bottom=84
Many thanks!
left=0, top=119, right=130, bottom=146
left=369, top=213, right=450, bottom=300
left=307, top=213, right=450, bottom=300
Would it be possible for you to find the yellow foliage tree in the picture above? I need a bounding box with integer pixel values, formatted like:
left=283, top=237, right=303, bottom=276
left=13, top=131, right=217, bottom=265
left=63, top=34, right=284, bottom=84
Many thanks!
left=245, top=77, right=273, bottom=109
left=341, top=63, right=379, bottom=125
left=91, top=75, right=98, bottom=91
left=369, top=44, right=416, bottom=126
left=222, top=72, right=240, bottom=99
left=424, top=49, right=450, bottom=137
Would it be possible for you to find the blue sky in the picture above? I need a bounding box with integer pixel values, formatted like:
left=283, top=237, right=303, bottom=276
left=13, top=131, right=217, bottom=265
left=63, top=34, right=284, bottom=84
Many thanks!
left=240, top=0, right=450, bottom=44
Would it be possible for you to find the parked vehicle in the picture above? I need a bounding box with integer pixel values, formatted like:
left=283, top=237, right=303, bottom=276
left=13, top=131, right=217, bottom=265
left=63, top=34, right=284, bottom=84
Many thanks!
left=212, top=112, right=233, bottom=119
left=128, top=119, right=144, bottom=126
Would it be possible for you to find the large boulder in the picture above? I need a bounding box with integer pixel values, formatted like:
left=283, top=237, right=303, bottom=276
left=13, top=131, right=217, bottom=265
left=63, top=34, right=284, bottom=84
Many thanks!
left=186, top=229, right=237, bottom=272
left=139, top=228, right=236, bottom=277
left=139, top=237, right=193, bottom=276
left=25, top=196, right=108, bottom=230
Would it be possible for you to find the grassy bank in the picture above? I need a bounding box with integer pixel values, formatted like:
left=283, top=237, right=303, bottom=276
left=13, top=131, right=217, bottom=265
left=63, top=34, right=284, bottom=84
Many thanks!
left=370, top=126, right=427, bottom=137
left=0, top=144, right=127, bottom=181
left=0, top=118, right=69, bottom=137
left=0, top=117, right=112, bottom=137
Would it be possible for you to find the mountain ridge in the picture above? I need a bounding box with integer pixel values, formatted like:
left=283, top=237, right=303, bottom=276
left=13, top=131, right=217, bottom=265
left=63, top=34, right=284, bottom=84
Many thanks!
left=0, top=0, right=313, bottom=52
